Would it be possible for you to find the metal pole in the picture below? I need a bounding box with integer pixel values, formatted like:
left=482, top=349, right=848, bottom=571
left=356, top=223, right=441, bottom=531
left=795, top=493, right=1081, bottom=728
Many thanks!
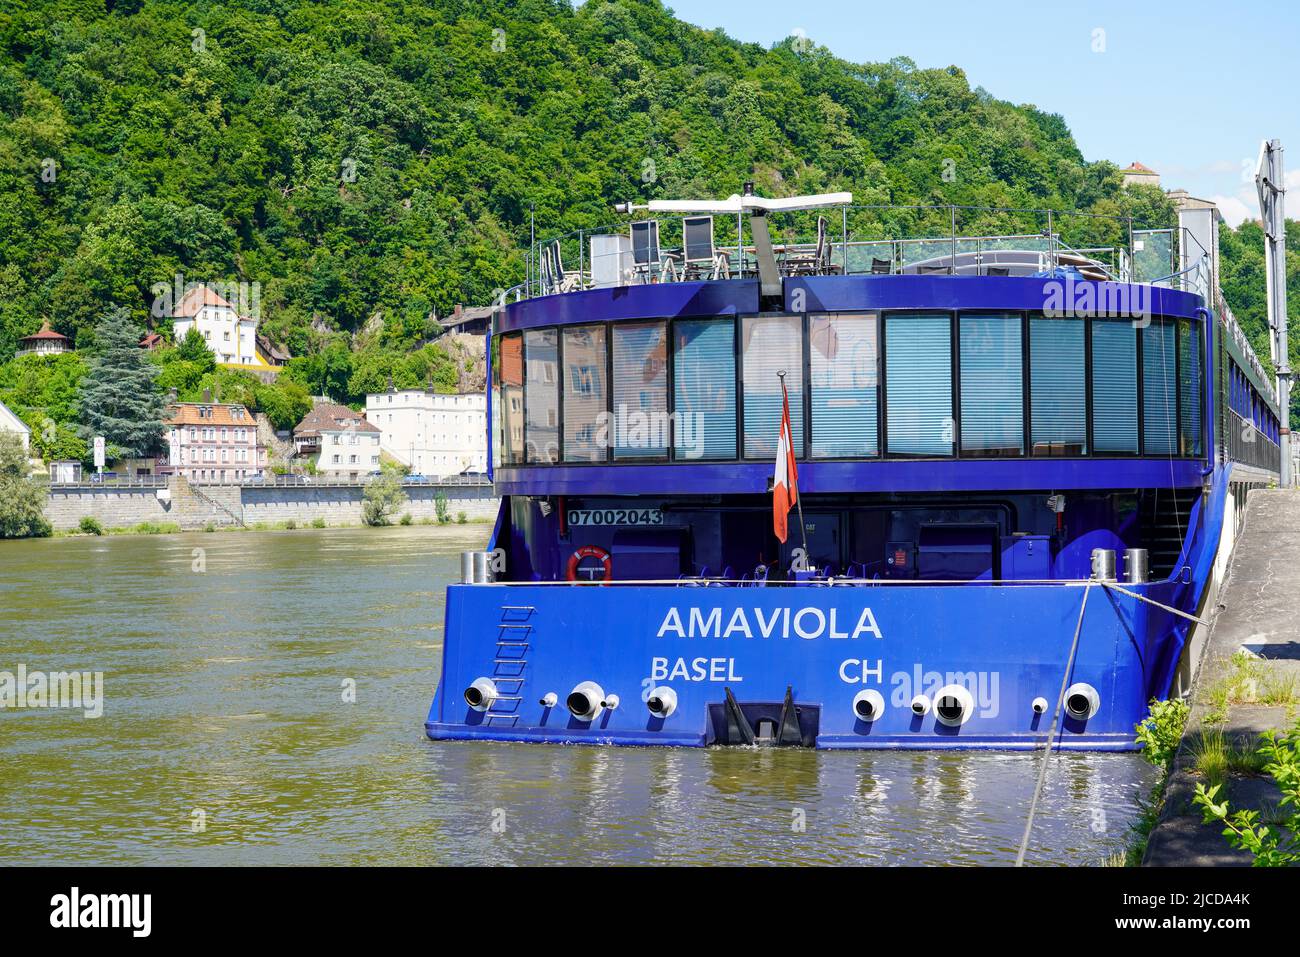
left=579, top=229, right=584, bottom=288
left=841, top=205, right=848, bottom=274
left=529, top=203, right=536, bottom=296
left=777, top=371, right=809, bottom=561
left=1046, top=208, right=1054, bottom=272
left=949, top=205, right=957, bottom=274
left=737, top=211, right=744, bottom=278
left=1256, top=140, right=1291, bottom=485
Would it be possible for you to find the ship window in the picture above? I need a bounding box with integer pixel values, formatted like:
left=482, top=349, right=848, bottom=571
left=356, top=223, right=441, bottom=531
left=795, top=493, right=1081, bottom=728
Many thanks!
left=562, top=324, right=607, bottom=463
left=674, top=318, right=736, bottom=460
left=742, top=315, right=804, bottom=458
left=885, top=313, right=952, bottom=456
left=1178, top=319, right=1202, bottom=456
left=611, top=321, right=668, bottom=459
left=1142, top=320, right=1177, bottom=455
left=810, top=313, right=878, bottom=458
left=1029, top=316, right=1086, bottom=456
left=959, top=313, right=1023, bottom=457
left=498, top=332, right=525, bottom=465
left=524, top=328, right=559, bottom=464
left=1091, top=319, right=1137, bottom=453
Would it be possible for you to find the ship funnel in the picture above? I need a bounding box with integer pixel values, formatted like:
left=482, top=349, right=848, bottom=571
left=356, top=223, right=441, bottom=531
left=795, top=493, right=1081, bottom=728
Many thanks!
left=1064, top=683, right=1100, bottom=720
left=464, top=677, right=498, bottom=712
left=566, top=681, right=606, bottom=722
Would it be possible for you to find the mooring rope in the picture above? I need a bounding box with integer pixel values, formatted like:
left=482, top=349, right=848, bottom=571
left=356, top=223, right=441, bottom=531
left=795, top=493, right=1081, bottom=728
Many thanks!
left=1015, top=579, right=1093, bottom=867
left=1099, top=581, right=1210, bottom=626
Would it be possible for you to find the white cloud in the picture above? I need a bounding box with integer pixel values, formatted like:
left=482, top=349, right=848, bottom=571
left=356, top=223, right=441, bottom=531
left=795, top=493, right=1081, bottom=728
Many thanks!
left=1211, top=191, right=1255, bottom=228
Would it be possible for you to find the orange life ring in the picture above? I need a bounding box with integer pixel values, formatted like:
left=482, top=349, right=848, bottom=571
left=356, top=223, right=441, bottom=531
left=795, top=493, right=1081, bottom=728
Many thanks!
left=567, top=545, right=612, bottom=582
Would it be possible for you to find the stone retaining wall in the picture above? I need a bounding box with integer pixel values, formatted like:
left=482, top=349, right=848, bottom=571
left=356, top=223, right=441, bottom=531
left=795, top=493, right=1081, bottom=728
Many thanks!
left=45, top=478, right=500, bottom=531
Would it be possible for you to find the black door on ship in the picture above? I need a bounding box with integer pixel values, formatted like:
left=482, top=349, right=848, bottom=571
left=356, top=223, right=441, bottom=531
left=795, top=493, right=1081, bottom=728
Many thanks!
left=778, top=512, right=841, bottom=575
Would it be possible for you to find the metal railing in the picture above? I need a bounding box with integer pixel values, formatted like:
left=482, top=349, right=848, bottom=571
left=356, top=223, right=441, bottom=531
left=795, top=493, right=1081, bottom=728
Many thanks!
left=1226, top=409, right=1282, bottom=473
left=523, top=204, right=1209, bottom=299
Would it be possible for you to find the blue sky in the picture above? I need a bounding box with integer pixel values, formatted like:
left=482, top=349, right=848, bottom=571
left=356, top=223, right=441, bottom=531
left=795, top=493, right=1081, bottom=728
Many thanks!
left=662, top=0, right=1297, bottom=225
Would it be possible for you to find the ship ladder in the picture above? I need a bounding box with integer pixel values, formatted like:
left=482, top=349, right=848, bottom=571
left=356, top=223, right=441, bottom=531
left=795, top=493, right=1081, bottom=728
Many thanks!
left=484, top=605, right=536, bottom=728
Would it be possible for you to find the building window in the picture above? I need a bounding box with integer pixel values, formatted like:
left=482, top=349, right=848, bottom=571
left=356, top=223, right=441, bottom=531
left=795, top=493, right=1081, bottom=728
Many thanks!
left=1030, top=316, right=1086, bottom=455
left=1091, top=319, right=1138, bottom=453
left=885, top=313, right=952, bottom=456
left=562, top=324, right=607, bottom=463
left=810, top=313, right=877, bottom=458
left=611, top=321, right=668, bottom=459
left=673, top=319, right=736, bottom=460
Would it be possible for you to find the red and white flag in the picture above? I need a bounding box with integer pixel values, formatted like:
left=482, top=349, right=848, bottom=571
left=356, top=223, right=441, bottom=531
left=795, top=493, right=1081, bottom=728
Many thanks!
left=773, top=378, right=799, bottom=543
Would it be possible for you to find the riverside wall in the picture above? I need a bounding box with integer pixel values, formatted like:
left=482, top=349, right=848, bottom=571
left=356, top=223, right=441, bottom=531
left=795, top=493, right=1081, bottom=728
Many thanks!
left=45, top=477, right=499, bottom=531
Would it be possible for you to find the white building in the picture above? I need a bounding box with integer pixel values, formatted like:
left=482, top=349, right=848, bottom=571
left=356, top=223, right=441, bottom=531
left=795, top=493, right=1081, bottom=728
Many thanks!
left=293, top=402, right=383, bottom=481
left=171, top=284, right=259, bottom=367
left=366, top=390, right=487, bottom=477
left=0, top=399, right=30, bottom=451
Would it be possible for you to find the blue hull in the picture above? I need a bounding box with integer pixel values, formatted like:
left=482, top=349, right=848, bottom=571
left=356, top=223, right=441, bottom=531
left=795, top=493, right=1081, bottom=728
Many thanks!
left=426, top=578, right=1197, bottom=751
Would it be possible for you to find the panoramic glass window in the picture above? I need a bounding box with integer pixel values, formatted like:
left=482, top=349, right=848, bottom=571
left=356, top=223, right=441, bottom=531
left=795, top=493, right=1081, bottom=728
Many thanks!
left=523, top=328, right=559, bottom=464
left=674, top=319, right=737, bottom=459
left=562, top=325, right=607, bottom=463
left=498, top=332, right=525, bottom=465
left=1143, top=320, right=1178, bottom=455
left=959, top=313, right=1023, bottom=456
left=1030, top=316, right=1086, bottom=455
left=1091, top=319, right=1138, bottom=453
left=810, top=313, right=878, bottom=458
left=1178, top=319, right=1202, bottom=456
left=885, top=313, right=952, bottom=456
left=611, top=320, right=668, bottom=459
left=743, top=315, right=804, bottom=458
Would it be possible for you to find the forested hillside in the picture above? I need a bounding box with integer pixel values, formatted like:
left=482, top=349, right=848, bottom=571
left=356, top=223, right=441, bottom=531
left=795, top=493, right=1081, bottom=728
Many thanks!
left=0, top=0, right=1294, bottom=419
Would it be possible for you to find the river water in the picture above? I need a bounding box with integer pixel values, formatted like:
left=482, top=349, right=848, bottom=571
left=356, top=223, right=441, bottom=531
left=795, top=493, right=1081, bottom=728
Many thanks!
left=0, top=526, right=1155, bottom=866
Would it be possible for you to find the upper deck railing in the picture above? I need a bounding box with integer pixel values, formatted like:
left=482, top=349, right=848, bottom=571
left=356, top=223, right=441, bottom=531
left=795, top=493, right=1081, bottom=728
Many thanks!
left=517, top=204, right=1213, bottom=303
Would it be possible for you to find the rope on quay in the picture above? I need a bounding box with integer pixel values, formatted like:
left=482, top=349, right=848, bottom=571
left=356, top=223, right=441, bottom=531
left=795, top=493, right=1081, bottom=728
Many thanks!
left=1015, top=579, right=1093, bottom=868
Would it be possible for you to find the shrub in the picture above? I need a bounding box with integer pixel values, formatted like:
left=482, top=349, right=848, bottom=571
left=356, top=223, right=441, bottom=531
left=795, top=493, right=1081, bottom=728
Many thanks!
left=399, top=513, right=413, bottom=526
left=283, top=518, right=297, bottom=530
left=434, top=490, right=450, bottom=524
left=1194, top=719, right=1300, bottom=866
left=310, top=516, right=327, bottom=528
left=363, top=471, right=407, bottom=526
left=78, top=516, right=104, bottom=536
left=456, top=511, right=467, bottom=524
left=0, top=432, right=52, bottom=539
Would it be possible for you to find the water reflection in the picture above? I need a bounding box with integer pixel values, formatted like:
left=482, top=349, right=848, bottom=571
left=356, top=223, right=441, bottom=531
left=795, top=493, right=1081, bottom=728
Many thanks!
left=0, top=528, right=1155, bottom=865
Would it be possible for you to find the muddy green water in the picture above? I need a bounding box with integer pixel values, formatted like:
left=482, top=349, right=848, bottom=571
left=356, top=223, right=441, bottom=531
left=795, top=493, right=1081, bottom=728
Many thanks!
left=0, top=527, right=1155, bottom=865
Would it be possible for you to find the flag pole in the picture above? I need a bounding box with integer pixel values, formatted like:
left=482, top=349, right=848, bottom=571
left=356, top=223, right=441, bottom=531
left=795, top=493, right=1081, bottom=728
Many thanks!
left=778, top=370, right=809, bottom=559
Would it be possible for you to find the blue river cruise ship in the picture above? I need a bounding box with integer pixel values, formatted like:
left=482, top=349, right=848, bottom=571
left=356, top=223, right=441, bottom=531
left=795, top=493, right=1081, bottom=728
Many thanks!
left=426, top=189, right=1282, bottom=750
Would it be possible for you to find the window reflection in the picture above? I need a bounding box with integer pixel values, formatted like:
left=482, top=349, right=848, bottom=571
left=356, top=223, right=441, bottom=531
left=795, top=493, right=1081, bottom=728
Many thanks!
left=674, top=319, right=736, bottom=459
left=562, top=325, right=607, bottom=463
left=524, top=328, right=559, bottom=464
left=742, top=315, right=804, bottom=458
left=810, top=313, right=877, bottom=458
left=611, top=321, right=668, bottom=459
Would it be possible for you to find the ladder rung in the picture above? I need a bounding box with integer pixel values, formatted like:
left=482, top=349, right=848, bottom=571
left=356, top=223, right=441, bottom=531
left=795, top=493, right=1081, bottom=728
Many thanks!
left=498, top=624, right=533, bottom=630
left=493, top=658, right=527, bottom=664
left=497, top=641, right=530, bottom=648
left=500, top=605, right=536, bottom=612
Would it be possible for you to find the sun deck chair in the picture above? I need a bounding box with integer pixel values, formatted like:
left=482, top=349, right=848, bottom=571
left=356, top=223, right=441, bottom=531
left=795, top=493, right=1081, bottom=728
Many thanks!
left=870, top=257, right=893, bottom=275
left=630, top=220, right=678, bottom=284
left=783, top=216, right=839, bottom=276
left=548, top=240, right=584, bottom=293
left=680, top=215, right=731, bottom=281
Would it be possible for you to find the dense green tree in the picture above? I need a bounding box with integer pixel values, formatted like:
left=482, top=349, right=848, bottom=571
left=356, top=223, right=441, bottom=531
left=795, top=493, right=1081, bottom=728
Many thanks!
left=176, top=327, right=216, bottom=373
left=78, top=307, right=166, bottom=457
left=0, top=431, right=50, bottom=538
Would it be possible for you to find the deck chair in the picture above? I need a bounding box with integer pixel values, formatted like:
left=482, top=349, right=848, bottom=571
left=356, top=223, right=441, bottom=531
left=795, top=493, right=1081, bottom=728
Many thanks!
left=783, top=216, right=837, bottom=276
left=681, top=215, right=731, bottom=280
left=630, top=220, right=663, bottom=283
left=549, top=240, right=583, bottom=293
left=985, top=265, right=1010, bottom=277
left=870, top=257, right=893, bottom=275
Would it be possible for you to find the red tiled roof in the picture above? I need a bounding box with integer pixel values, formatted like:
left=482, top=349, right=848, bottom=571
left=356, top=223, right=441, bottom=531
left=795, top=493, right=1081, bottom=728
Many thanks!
left=166, top=402, right=255, bottom=427
left=293, top=401, right=379, bottom=436
left=21, top=328, right=70, bottom=342
left=172, top=284, right=236, bottom=318
left=1123, top=161, right=1156, bottom=174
